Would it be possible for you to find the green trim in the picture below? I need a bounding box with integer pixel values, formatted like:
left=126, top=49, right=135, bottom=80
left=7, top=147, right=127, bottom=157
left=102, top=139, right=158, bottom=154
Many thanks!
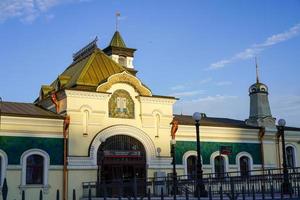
left=175, top=141, right=262, bottom=165
left=0, top=136, right=63, bottom=165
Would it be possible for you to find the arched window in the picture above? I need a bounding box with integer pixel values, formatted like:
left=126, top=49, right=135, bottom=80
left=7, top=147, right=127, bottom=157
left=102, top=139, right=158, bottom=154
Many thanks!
left=21, top=149, right=49, bottom=186
left=286, top=146, right=296, bottom=168
left=214, top=156, right=225, bottom=178
left=83, top=110, right=89, bottom=136
left=240, top=156, right=250, bottom=177
left=155, top=114, right=160, bottom=137
left=0, top=150, right=8, bottom=186
left=187, top=155, right=197, bottom=178
left=26, top=155, right=44, bottom=184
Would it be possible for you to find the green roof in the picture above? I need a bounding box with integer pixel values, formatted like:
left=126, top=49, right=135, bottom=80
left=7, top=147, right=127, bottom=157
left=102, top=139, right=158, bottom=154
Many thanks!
left=49, top=48, right=129, bottom=91
left=109, top=31, right=127, bottom=48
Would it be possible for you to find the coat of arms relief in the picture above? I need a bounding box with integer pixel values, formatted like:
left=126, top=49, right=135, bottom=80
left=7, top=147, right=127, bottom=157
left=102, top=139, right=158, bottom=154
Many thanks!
left=109, top=89, right=135, bottom=118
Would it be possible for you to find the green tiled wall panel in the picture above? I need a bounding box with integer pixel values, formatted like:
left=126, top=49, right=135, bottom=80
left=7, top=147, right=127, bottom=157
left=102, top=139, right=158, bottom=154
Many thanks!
left=0, top=136, right=63, bottom=165
left=175, top=141, right=262, bottom=165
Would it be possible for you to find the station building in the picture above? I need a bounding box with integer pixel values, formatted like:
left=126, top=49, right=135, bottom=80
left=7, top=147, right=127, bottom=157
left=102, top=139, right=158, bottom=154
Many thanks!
left=0, top=31, right=299, bottom=199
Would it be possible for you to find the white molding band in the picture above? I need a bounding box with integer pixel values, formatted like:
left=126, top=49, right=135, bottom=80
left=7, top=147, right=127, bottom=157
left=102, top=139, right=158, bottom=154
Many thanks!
left=65, top=90, right=110, bottom=100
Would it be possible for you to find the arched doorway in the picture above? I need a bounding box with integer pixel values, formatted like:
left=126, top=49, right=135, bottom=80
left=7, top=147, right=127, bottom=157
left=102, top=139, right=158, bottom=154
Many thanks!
left=97, top=135, right=146, bottom=197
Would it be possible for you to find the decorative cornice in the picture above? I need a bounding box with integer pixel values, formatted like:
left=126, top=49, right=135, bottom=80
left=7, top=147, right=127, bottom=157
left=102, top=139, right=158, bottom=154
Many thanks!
left=65, top=90, right=110, bottom=100
left=96, top=71, right=152, bottom=96
left=138, top=96, right=176, bottom=105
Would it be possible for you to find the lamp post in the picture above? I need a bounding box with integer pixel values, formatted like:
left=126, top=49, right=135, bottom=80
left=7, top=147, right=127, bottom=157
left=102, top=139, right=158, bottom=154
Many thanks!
left=170, top=119, right=178, bottom=200
left=171, top=139, right=177, bottom=200
left=192, top=112, right=207, bottom=197
left=97, top=137, right=106, bottom=197
left=277, top=119, right=291, bottom=194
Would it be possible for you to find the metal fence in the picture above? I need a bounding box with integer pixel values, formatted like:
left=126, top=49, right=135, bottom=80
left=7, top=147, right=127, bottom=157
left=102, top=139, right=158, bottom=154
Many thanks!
left=2, top=167, right=300, bottom=200
left=82, top=167, right=300, bottom=199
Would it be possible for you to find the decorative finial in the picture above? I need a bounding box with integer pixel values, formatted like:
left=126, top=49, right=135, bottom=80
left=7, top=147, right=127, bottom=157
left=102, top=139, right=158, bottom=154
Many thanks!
left=255, top=57, right=260, bottom=83
left=116, top=12, right=121, bottom=31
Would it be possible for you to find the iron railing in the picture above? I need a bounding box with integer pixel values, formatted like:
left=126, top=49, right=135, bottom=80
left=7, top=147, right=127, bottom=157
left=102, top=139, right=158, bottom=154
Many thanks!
left=82, top=167, right=300, bottom=199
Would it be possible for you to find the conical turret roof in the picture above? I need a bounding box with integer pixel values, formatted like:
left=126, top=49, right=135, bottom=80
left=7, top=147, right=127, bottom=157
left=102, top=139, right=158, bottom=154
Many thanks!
left=109, top=31, right=127, bottom=48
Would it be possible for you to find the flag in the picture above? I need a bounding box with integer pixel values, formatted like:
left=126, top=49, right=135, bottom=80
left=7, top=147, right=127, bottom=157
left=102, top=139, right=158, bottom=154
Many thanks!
left=220, top=146, right=232, bottom=155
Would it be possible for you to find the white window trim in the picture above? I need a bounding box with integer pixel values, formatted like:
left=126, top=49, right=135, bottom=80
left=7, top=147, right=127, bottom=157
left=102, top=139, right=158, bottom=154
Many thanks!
left=182, top=151, right=203, bottom=175
left=236, top=151, right=253, bottom=175
left=286, top=144, right=298, bottom=167
left=210, top=151, right=229, bottom=175
left=0, top=150, right=8, bottom=186
left=20, top=149, right=50, bottom=187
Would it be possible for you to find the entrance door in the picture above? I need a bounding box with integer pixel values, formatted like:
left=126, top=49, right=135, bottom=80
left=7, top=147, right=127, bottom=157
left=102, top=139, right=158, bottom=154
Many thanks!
left=98, top=135, right=147, bottom=197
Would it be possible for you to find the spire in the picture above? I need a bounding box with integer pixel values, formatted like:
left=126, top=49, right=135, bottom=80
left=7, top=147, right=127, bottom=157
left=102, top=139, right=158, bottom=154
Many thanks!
left=116, top=12, right=120, bottom=31
left=255, top=57, right=260, bottom=83
left=109, top=31, right=127, bottom=48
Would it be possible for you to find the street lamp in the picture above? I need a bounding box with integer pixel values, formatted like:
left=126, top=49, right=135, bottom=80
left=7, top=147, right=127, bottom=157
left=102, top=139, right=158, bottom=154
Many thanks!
left=192, top=112, right=207, bottom=197
left=277, top=119, right=292, bottom=194
left=171, top=139, right=177, bottom=200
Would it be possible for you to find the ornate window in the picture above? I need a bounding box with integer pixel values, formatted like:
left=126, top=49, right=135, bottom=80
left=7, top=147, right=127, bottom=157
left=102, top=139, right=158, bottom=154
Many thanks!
left=26, top=155, right=44, bottom=184
left=286, top=146, right=296, bottom=168
left=21, top=149, right=49, bottom=186
left=0, top=150, right=7, bottom=186
left=239, top=156, right=250, bottom=177
left=186, top=155, right=197, bottom=178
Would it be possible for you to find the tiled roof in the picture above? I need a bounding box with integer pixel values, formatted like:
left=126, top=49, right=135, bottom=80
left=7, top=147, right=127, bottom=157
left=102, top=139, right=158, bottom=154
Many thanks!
left=0, top=101, right=63, bottom=119
left=174, top=114, right=258, bottom=129
left=174, top=114, right=300, bottom=131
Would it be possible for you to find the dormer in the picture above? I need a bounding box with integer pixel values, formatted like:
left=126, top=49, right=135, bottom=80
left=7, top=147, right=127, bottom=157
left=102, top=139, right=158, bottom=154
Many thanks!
left=103, top=31, right=136, bottom=69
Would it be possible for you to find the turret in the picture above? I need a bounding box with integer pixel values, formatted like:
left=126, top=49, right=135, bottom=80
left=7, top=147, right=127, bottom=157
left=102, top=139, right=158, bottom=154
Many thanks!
left=245, top=60, right=276, bottom=128
left=103, top=31, right=136, bottom=69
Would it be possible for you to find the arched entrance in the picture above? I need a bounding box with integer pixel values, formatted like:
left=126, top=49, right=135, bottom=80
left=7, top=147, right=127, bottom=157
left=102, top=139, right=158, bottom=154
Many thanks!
left=97, top=135, right=146, bottom=197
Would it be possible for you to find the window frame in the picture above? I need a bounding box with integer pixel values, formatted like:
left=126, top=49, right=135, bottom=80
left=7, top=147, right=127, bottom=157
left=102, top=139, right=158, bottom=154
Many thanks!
left=286, top=144, right=297, bottom=168
left=182, top=151, right=203, bottom=176
left=0, top=150, right=8, bottom=187
left=20, top=149, right=50, bottom=187
left=236, top=152, right=253, bottom=176
left=210, top=151, right=229, bottom=177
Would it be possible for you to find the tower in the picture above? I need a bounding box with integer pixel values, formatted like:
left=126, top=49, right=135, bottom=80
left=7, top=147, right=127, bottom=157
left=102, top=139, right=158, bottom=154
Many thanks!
left=103, top=31, right=136, bottom=69
left=245, top=60, right=276, bottom=128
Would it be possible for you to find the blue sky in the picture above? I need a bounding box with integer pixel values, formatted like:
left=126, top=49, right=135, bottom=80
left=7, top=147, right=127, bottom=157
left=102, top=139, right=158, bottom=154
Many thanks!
left=0, top=0, right=299, bottom=127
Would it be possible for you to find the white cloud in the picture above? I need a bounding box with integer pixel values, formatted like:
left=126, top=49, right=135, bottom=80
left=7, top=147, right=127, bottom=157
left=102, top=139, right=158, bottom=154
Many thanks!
left=170, top=85, right=186, bottom=91
left=271, top=95, right=300, bottom=127
left=170, top=78, right=212, bottom=91
left=174, top=95, right=245, bottom=119
left=0, top=0, right=87, bottom=23
left=215, top=81, right=232, bottom=86
left=209, top=23, right=300, bottom=70
left=169, top=90, right=205, bottom=98
left=191, top=95, right=237, bottom=103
